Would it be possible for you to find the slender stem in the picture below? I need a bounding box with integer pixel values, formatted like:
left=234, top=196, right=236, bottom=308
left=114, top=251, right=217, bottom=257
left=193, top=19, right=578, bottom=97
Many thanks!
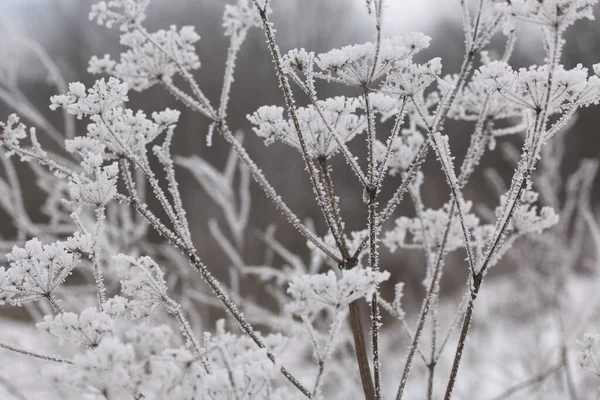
left=0, top=342, right=72, bottom=364
left=364, top=87, right=382, bottom=400
left=443, top=274, right=481, bottom=400
left=46, top=294, right=64, bottom=314
left=91, top=205, right=107, bottom=309
left=318, top=157, right=350, bottom=258
left=395, top=204, right=456, bottom=400
left=252, top=2, right=343, bottom=268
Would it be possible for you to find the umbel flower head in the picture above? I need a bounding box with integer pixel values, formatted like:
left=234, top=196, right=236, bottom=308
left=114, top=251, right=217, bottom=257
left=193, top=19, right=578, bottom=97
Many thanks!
left=89, top=0, right=150, bottom=31
left=68, top=159, right=119, bottom=207
left=0, top=237, right=82, bottom=306
left=495, top=0, right=596, bottom=33
left=474, top=61, right=600, bottom=112
left=89, top=26, right=201, bottom=91
left=37, top=307, right=116, bottom=348
left=222, top=0, right=263, bottom=39
left=50, top=78, right=128, bottom=119
left=315, top=32, right=432, bottom=86
left=248, top=96, right=365, bottom=159
left=383, top=201, right=481, bottom=254
left=286, top=266, right=390, bottom=314
left=113, top=254, right=169, bottom=319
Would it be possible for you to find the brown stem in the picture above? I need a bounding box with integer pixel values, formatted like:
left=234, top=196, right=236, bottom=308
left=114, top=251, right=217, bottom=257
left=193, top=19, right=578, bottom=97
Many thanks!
left=349, top=300, right=376, bottom=400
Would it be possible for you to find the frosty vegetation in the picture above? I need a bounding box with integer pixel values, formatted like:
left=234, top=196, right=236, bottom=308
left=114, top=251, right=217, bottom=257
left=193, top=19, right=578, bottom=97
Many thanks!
left=1, top=0, right=600, bottom=399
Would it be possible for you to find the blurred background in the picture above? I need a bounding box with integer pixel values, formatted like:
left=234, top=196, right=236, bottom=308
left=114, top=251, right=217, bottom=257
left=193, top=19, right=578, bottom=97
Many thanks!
left=0, top=0, right=599, bottom=313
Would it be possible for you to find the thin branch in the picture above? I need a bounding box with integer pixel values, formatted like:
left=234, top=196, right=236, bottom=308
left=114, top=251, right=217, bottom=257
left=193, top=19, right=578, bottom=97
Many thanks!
left=0, top=342, right=72, bottom=365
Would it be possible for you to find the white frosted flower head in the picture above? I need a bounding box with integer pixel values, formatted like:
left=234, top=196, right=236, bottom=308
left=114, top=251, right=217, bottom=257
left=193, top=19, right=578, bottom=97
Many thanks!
left=0, top=238, right=81, bottom=306
left=476, top=61, right=600, bottom=111
left=103, top=296, right=130, bottom=320
left=383, top=57, right=442, bottom=95
left=0, top=267, right=12, bottom=305
left=73, top=337, right=136, bottom=396
left=37, top=308, right=116, bottom=347
left=248, top=96, right=365, bottom=159
left=65, top=232, right=95, bottom=254
left=222, top=0, right=263, bottom=38
left=495, top=0, right=596, bottom=31
left=287, top=267, right=390, bottom=314
left=316, top=32, right=431, bottom=85
left=445, top=71, right=524, bottom=122
left=90, top=0, right=150, bottom=31
left=199, top=328, right=286, bottom=396
left=497, top=189, right=559, bottom=235
left=50, top=78, right=129, bottom=119
left=0, top=114, right=28, bottom=148
left=383, top=201, right=480, bottom=253
left=152, top=108, right=181, bottom=126
left=375, top=120, right=425, bottom=176
left=113, top=254, right=169, bottom=319
left=68, top=162, right=119, bottom=206
left=281, top=48, right=315, bottom=75
left=474, top=60, right=516, bottom=93
left=65, top=137, right=107, bottom=160
left=86, top=108, right=171, bottom=156
left=92, top=26, right=200, bottom=91
left=88, top=54, right=116, bottom=75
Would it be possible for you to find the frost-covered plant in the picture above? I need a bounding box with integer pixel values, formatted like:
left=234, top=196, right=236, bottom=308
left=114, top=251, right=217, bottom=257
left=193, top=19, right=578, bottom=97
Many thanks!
left=0, top=0, right=600, bottom=399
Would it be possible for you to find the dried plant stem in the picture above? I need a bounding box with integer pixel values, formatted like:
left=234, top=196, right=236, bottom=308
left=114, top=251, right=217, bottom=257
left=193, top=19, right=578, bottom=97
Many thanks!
left=91, top=205, right=107, bottom=308
left=349, top=300, right=376, bottom=400
left=0, top=342, right=72, bottom=364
